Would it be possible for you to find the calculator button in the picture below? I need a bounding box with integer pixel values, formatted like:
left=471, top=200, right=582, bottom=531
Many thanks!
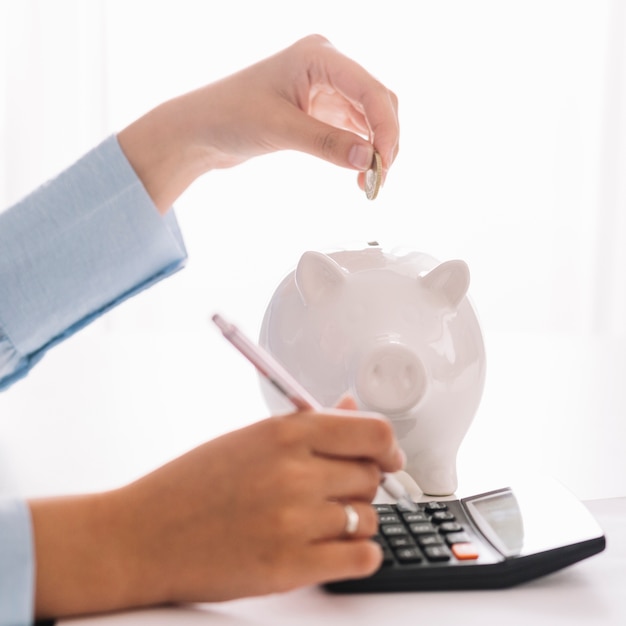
left=417, top=534, right=445, bottom=547
left=438, top=522, right=464, bottom=534
left=424, top=502, right=448, bottom=513
left=445, top=531, right=471, bottom=545
left=395, top=547, right=424, bottom=563
left=381, top=524, right=408, bottom=536
left=378, top=513, right=401, bottom=525
left=409, top=522, right=437, bottom=535
left=374, top=504, right=394, bottom=514
left=389, top=536, right=416, bottom=548
left=402, top=511, right=429, bottom=523
left=431, top=511, right=456, bottom=523
left=423, top=545, right=452, bottom=561
left=451, top=542, right=480, bottom=561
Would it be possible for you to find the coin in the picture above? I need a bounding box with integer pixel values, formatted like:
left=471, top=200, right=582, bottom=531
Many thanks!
left=365, top=150, right=382, bottom=200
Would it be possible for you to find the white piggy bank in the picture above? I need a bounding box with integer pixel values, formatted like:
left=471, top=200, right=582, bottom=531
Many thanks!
left=258, top=244, right=486, bottom=496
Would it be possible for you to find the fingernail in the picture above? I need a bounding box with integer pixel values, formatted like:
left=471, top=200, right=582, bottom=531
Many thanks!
left=348, top=144, right=373, bottom=171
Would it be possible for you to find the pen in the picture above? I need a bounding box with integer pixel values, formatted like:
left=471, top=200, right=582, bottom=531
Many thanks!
left=212, top=312, right=417, bottom=512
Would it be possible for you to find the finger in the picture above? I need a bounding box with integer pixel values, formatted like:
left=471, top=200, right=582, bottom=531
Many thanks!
left=297, top=539, right=383, bottom=587
left=308, top=89, right=370, bottom=137
left=298, top=412, right=404, bottom=473
left=312, top=456, right=382, bottom=503
left=298, top=35, right=399, bottom=170
left=369, top=89, right=400, bottom=177
left=273, top=102, right=397, bottom=195
left=273, top=104, right=376, bottom=172
left=327, top=501, right=379, bottom=541
left=311, top=41, right=400, bottom=172
left=334, top=394, right=358, bottom=410
left=295, top=500, right=379, bottom=543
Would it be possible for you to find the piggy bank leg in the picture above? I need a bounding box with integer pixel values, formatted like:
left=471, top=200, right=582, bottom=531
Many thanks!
left=405, top=450, right=458, bottom=497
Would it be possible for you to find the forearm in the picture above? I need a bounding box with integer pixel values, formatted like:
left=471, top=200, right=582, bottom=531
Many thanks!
left=29, top=489, right=165, bottom=619
left=116, top=77, right=258, bottom=214
left=117, top=94, right=210, bottom=215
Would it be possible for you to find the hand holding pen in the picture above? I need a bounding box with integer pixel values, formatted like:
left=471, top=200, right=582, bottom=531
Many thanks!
left=212, top=313, right=417, bottom=513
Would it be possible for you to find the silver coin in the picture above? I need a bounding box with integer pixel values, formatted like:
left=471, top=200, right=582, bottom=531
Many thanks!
left=365, top=151, right=382, bottom=200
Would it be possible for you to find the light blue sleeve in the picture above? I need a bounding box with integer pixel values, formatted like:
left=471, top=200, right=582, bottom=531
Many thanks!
left=0, top=135, right=188, bottom=625
left=0, top=499, right=33, bottom=626
left=0, top=135, right=187, bottom=390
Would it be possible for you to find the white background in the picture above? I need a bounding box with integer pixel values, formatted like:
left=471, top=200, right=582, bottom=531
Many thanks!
left=0, top=0, right=624, bottom=501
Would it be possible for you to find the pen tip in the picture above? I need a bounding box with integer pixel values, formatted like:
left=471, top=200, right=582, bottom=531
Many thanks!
left=212, top=313, right=227, bottom=331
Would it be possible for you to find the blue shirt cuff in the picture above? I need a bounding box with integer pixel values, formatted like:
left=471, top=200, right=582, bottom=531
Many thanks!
left=0, top=135, right=187, bottom=390
left=0, top=499, right=34, bottom=626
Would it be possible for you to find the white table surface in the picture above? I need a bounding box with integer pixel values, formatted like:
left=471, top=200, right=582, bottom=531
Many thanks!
left=59, top=496, right=624, bottom=626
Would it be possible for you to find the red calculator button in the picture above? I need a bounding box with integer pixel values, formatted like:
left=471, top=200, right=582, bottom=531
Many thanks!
left=451, top=542, right=480, bottom=560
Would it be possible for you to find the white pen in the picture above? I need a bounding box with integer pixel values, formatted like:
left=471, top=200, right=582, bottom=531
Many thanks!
left=212, top=312, right=417, bottom=512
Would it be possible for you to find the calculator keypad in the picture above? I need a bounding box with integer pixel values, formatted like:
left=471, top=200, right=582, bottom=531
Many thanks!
left=374, top=501, right=480, bottom=568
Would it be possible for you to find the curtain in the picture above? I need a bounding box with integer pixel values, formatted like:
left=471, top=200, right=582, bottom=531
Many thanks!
left=0, top=0, right=107, bottom=209
left=595, top=0, right=626, bottom=335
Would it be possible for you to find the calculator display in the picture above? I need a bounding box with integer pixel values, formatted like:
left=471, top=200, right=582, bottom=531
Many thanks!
left=464, top=491, right=524, bottom=557
left=463, top=480, right=605, bottom=558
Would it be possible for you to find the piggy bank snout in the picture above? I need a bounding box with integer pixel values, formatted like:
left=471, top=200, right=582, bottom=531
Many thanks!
left=353, top=343, right=428, bottom=417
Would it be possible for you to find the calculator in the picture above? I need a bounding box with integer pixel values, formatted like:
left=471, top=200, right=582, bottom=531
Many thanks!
left=324, top=479, right=606, bottom=592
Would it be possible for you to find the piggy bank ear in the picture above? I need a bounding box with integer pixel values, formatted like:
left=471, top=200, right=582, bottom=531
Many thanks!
left=295, top=251, right=346, bottom=305
left=421, top=260, right=470, bottom=309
